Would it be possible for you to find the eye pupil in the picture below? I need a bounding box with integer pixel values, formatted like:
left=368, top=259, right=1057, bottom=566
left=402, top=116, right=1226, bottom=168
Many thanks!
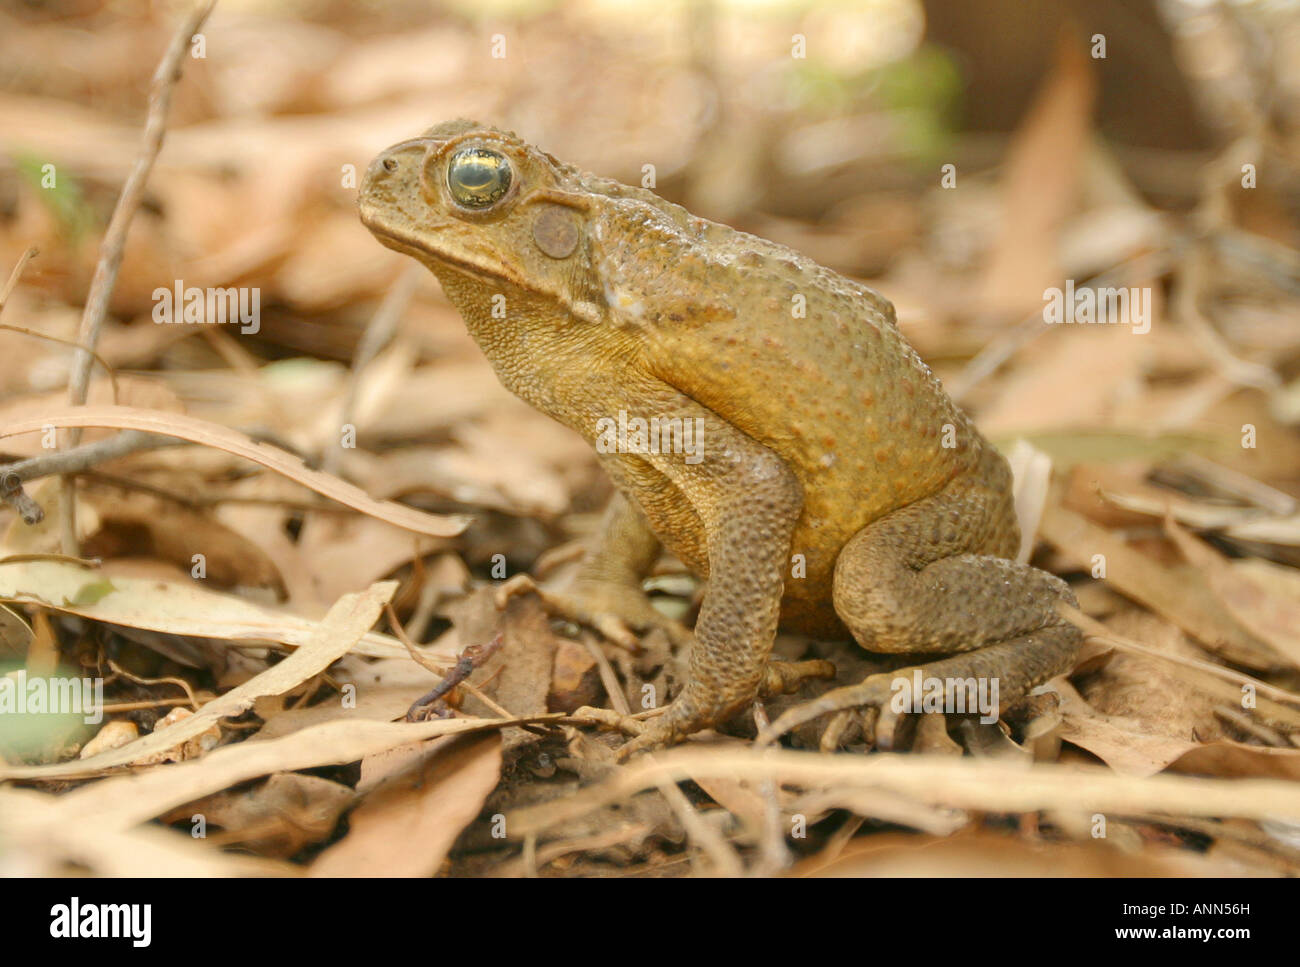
left=447, top=148, right=512, bottom=209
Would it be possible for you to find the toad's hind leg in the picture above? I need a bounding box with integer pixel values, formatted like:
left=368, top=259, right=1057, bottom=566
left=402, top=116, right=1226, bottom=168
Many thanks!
left=759, top=470, right=1080, bottom=747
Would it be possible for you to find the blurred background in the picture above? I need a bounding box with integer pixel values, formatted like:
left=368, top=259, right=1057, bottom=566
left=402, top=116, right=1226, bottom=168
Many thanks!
left=2, top=0, right=1297, bottom=419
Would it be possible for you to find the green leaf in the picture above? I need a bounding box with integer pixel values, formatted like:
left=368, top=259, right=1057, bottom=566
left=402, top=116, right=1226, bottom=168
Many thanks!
left=64, top=579, right=117, bottom=608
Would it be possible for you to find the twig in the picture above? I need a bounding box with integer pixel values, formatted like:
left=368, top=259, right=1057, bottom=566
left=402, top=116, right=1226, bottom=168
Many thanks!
left=0, top=552, right=102, bottom=568
left=496, top=823, right=656, bottom=876
left=404, top=633, right=507, bottom=720
left=60, top=0, right=216, bottom=555
left=507, top=745, right=1300, bottom=839
left=653, top=772, right=744, bottom=876
left=383, top=601, right=452, bottom=677
left=0, top=430, right=185, bottom=524
left=402, top=555, right=443, bottom=644
left=0, top=247, right=38, bottom=313
left=0, top=325, right=119, bottom=401
left=106, top=657, right=200, bottom=711
left=98, top=698, right=197, bottom=714
left=66, top=1, right=215, bottom=407
left=1171, top=238, right=1280, bottom=393
left=1213, top=704, right=1287, bottom=747
left=0, top=472, right=44, bottom=525
left=1158, top=453, right=1297, bottom=516
left=383, top=603, right=511, bottom=719
left=322, top=261, right=422, bottom=475
left=3, top=430, right=183, bottom=483
left=748, top=701, right=795, bottom=878
left=521, top=833, right=538, bottom=878
left=582, top=635, right=630, bottom=716
left=1056, top=601, right=1300, bottom=708
left=751, top=701, right=793, bottom=875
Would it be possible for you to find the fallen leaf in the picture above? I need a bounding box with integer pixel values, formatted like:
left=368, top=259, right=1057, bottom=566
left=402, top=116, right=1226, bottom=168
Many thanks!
left=1, top=405, right=469, bottom=537
left=310, top=732, right=502, bottom=877
left=0, top=580, right=399, bottom=778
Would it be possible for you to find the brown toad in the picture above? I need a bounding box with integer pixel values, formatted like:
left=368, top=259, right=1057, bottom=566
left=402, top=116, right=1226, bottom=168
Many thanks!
left=359, top=120, right=1079, bottom=754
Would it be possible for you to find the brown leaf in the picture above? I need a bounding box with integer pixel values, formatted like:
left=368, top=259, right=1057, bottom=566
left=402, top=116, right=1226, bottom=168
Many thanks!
left=0, top=580, right=398, bottom=779
left=1041, top=501, right=1281, bottom=669
left=310, top=732, right=502, bottom=877
left=1, top=405, right=469, bottom=538
left=979, top=31, right=1096, bottom=313
left=160, top=773, right=353, bottom=859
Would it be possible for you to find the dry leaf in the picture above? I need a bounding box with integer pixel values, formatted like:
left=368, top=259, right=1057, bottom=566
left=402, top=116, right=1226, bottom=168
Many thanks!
left=310, top=732, right=503, bottom=877
left=1, top=405, right=469, bottom=538
left=0, top=580, right=399, bottom=779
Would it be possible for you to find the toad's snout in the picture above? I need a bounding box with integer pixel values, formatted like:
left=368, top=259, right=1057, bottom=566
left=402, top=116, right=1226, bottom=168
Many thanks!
left=358, top=139, right=436, bottom=227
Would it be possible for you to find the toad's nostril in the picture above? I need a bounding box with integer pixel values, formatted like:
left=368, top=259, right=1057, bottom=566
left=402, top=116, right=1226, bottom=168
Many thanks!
left=382, top=157, right=398, bottom=172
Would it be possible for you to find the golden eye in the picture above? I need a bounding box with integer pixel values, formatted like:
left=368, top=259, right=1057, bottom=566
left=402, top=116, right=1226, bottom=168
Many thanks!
left=446, top=147, right=512, bottom=209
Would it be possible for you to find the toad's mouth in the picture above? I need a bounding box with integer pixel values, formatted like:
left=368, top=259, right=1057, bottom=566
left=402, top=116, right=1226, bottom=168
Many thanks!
left=360, top=214, right=517, bottom=286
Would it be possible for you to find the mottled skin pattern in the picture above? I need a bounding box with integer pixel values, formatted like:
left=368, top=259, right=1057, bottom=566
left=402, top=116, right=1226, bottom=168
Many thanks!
left=359, top=120, right=1080, bottom=754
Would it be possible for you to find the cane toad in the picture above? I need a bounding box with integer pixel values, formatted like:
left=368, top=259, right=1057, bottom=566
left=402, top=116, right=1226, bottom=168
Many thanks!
left=359, top=120, right=1080, bottom=755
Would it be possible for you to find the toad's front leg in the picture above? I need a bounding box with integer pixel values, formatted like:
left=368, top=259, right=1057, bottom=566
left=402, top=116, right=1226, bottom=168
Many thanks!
left=616, top=400, right=803, bottom=759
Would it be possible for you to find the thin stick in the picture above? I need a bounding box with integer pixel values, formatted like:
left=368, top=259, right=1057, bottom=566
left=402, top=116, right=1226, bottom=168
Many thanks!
left=507, top=745, right=1300, bottom=839
left=4, top=430, right=183, bottom=483
left=98, top=698, right=197, bottom=714
left=106, top=658, right=200, bottom=710
left=0, top=472, right=44, bottom=525
left=653, top=772, right=744, bottom=876
left=0, top=247, right=38, bottom=313
left=582, top=635, right=631, bottom=716
left=1057, top=601, right=1300, bottom=708
left=0, top=324, right=119, bottom=401
left=60, top=0, right=216, bottom=555
left=322, top=261, right=422, bottom=475
left=383, top=602, right=510, bottom=717
left=751, top=702, right=792, bottom=875
left=1, top=430, right=185, bottom=524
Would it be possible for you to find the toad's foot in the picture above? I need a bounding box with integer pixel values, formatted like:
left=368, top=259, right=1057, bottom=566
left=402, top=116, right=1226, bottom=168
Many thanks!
left=610, top=659, right=836, bottom=759
left=757, top=624, right=1077, bottom=750
left=614, top=699, right=708, bottom=760
left=495, top=573, right=693, bottom=651
left=763, top=659, right=837, bottom=695
left=756, top=672, right=899, bottom=750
